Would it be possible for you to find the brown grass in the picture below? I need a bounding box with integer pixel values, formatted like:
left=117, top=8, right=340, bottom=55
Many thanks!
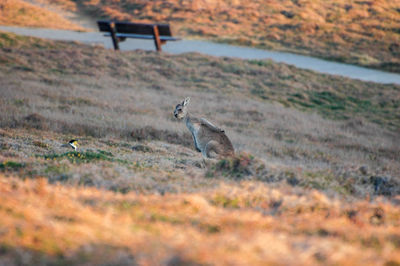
left=0, top=32, right=400, bottom=264
left=16, top=0, right=400, bottom=72
left=0, top=0, right=85, bottom=31
left=1, top=175, right=400, bottom=265
left=1, top=31, right=399, bottom=192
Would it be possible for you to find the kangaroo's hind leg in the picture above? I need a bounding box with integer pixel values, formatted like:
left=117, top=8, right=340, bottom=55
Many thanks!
left=198, top=141, right=219, bottom=167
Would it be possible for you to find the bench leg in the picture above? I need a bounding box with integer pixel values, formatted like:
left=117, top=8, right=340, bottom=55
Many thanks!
left=152, top=25, right=162, bottom=52
left=110, top=23, right=120, bottom=50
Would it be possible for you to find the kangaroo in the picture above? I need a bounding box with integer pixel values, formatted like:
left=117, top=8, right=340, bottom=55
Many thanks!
left=174, top=97, right=234, bottom=158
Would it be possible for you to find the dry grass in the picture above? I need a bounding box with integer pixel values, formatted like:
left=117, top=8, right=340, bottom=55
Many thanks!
left=12, top=0, right=400, bottom=72
left=0, top=0, right=85, bottom=31
left=1, top=175, right=400, bottom=265
left=0, top=32, right=400, bottom=264
left=1, top=31, right=399, bottom=193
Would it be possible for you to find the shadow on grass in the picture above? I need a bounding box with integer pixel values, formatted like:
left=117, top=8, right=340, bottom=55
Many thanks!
left=0, top=243, right=136, bottom=266
left=0, top=243, right=205, bottom=266
left=206, top=153, right=400, bottom=198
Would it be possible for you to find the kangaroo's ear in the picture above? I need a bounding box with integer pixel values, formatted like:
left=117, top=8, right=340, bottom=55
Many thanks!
left=183, top=97, right=190, bottom=106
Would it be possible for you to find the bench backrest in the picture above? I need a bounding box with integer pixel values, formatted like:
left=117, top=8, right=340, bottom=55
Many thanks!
left=116, top=22, right=172, bottom=36
left=97, top=20, right=172, bottom=36
left=97, top=20, right=114, bottom=32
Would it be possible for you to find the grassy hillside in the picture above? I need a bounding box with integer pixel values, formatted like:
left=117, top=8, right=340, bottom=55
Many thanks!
left=0, top=32, right=400, bottom=265
left=0, top=0, right=85, bottom=31
left=9, top=0, right=400, bottom=73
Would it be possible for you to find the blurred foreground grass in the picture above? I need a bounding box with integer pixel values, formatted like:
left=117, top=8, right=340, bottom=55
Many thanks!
left=0, top=175, right=400, bottom=265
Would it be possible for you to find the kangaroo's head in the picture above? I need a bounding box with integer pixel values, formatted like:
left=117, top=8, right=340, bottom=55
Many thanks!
left=174, top=97, right=190, bottom=119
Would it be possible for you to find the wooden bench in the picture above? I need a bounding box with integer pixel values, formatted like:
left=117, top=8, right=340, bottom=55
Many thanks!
left=97, top=20, right=180, bottom=52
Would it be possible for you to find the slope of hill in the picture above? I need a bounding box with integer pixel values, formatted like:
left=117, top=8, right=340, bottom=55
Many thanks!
left=0, top=32, right=400, bottom=265
left=7, top=0, right=399, bottom=73
left=0, top=0, right=85, bottom=31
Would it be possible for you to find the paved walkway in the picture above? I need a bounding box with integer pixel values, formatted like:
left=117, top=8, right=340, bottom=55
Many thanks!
left=1, top=25, right=400, bottom=85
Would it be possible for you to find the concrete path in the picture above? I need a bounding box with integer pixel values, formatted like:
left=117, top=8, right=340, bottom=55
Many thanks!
left=1, top=25, right=400, bottom=85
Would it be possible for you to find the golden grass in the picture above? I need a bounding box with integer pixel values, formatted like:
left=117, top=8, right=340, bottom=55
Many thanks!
left=0, top=32, right=399, bottom=264
left=0, top=0, right=85, bottom=31
left=29, top=0, right=400, bottom=72
left=1, top=174, right=400, bottom=265
left=1, top=0, right=399, bottom=71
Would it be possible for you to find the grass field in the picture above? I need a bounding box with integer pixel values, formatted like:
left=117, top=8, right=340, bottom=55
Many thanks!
left=0, top=0, right=85, bottom=31
left=1, top=0, right=399, bottom=72
left=0, top=32, right=400, bottom=265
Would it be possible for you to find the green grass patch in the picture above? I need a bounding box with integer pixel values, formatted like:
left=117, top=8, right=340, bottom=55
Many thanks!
left=40, top=150, right=126, bottom=164
left=251, top=87, right=269, bottom=100
left=282, top=90, right=399, bottom=128
left=97, top=150, right=114, bottom=157
left=299, top=171, right=351, bottom=195
left=0, top=32, right=17, bottom=48
left=211, top=194, right=240, bottom=209
left=0, top=161, right=25, bottom=171
left=308, top=91, right=346, bottom=111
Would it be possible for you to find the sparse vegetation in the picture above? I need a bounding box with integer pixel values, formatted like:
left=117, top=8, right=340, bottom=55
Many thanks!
left=0, top=31, right=399, bottom=265
left=0, top=161, right=25, bottom=171
left=0, top=0, right=85, bottom=31
left=3, top=0, right=398, bottom=72
left=1, top=32, right=399, bottom=132
left=206, top=152, right=265, bottom=180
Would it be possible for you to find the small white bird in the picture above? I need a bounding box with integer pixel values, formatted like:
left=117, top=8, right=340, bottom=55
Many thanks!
left=68, top=139, right=78, bottom=151
left=62, top=139, right=79, bottom=150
